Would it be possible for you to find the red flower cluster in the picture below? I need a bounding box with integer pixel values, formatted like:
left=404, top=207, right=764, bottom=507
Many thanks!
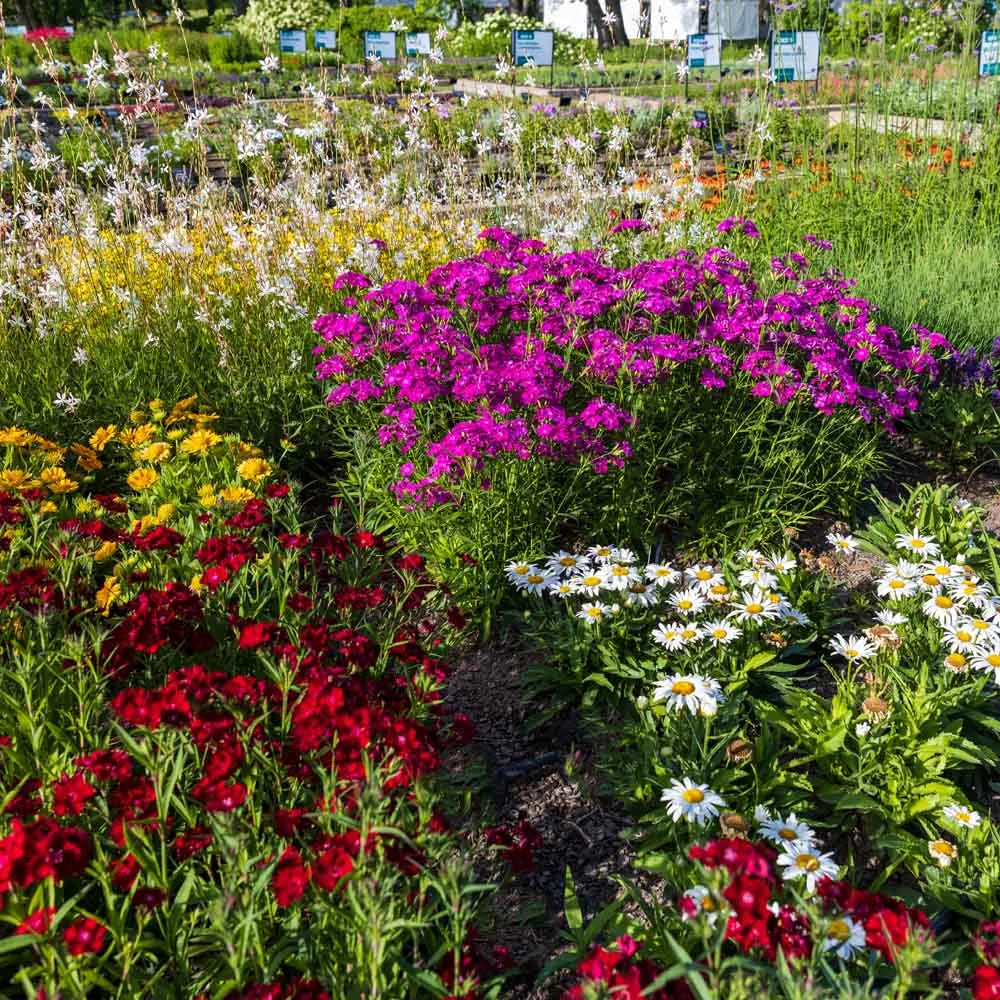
left=483, top=820, right=543, bottom=874
left=563, top=935, right=689, bottom=1000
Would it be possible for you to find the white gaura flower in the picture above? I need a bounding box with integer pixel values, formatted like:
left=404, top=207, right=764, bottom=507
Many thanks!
left=730, top=588, right=780, bottom=624
left=826, top=532, right=858, bottom=554
left=703, top=620, right=742, bottom=645
left=923, top=592, right=961, bottom=624
left=682, top=884, right=721, bottom=925
left=571, top=570, right=608, bottom=597
left=823, top=915, right=866, bottom=959
left=943, top=803, right=982, bottom=829
left=737, top=567, right=778, bottom=590
left=894, top=529, right=940, bottom=558
left=645, top=563, right=680, bottom=587
left=545, top=551, right=588, bottom=576
left=652, top=673, right=723, bottom=714
left=928, top=839, right=958, bottom=867
left=777, top=841, right=839, bottom=893
left=669, top=587, right=706, bottom=616
left=829, top=634, right=878, bottom=662
left=661, top=778, right=725, bottom=823
left=685, top=564, right=723, bottom=591
left=758, top=812, right=816, bottom=849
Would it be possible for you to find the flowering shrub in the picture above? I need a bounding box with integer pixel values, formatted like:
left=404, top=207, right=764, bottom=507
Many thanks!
left=315, top=226, right=952, bottom=619
left=0, top=401, right=498, bottom=998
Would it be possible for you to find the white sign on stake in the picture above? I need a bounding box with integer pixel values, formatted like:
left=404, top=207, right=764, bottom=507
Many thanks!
left=363, top=30, right=397, bottom=62
left=511, top=29, right=554, bottom=67
left=769, top=29, right=820, bottom=82
left=981, top=29, right=1000, bottom=77
left=314, top=29, right=337, bottom=51
left=278, top=28, right=306, bottom=53
left=686, top=32, right=721, bottom=68
left=405, top=31, right=431, bottom=56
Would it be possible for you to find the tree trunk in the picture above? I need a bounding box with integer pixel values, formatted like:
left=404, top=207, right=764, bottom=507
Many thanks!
left=584, top=0, right=614, bottom=48
left=607, top=0, right=629, bottom=45
left=15, top=0, right=42, bottom=30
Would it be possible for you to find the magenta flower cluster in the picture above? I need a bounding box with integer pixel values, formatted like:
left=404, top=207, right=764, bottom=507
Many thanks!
left=313, top=227, right=953, bottom=508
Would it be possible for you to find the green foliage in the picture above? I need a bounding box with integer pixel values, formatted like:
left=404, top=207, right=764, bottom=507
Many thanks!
left=444, top=10, right=593, bottom=63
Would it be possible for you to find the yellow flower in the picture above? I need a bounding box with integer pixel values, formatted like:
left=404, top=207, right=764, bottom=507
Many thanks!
left=93, top=540, right=118, bottom=563
left=70, top=444, right=103, bottom=472
left=136, top=514, right=160, bottom=532
left=0, top=427, right=32, bottom=447
left=137, top=441, right=171, bottom=463
left=127, top=467, right=159, bottom=491
left=237, top=458, right=272, bottom=482
left=166, top=429, right=186, bottom=441
left=180, top=429, right=222, bottom=455
left=219, top=486, right=254, bottom=504
left=166, top=394, right=199, bottom=426
left=40, top=467, right=78, bottom=494
left=192, top=412, right=220, bottom=426
left=190, top=573, right=204, bottom=592
left=156, top=503, right=177, bottom=522
left=119, top=423, right=156, bottom=447
left=39, top=501, right=57, bottom=514
left=197, top=484, right=218, bottom=508
left=280, top=438, right=298, bottom=451
left=89, top=425, right=117, bottom=452
left=95, top=576, right=122, bottom=615
left=129, top=410, right=147, bottom=424
left=0, top=469, right=39, bottom=491
left=237, top=442, right=263, bottom=458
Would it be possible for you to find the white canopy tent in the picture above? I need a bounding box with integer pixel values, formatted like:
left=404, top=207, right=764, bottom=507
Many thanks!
left=708, top=0, right=758, bottom=40
left=648, top=0, right=700, bottom=40
left=542, top=0, right=590, bottom=39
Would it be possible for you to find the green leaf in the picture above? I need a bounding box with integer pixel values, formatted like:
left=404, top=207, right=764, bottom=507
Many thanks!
left=743, top=651, right=777, bottom=673
left=564, top=866, right=583, bottom=933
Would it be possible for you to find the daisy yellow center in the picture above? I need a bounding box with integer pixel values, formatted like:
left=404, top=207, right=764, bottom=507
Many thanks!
left=678, top=599, right=693, bottom=610
left=612, top=565, right=630, bottom=577
left=922, top=575, right=940, bottom=587
left=934, top=596, right=954, bottom=609
left=778, top=827, right=797, bottom=840
left=682, top=788, right=705, bottom=804
left=962, top=583, right=978, bottom=594
left=711, top=585, right=729, bottom=595
left=889, top=580, right=905, bottom=589
left=972, top=620, right=990, bottom=630
left=700, top=897, right=716, bottom=912
left=796, top=854, right=820, bottom=872
left=527, top=575, right=545, bottom=585
left=836, top=541, right=850, bottom=549
left=828, top=919, right=851, bottom=942
left=910, top=539, right=926, bottom=549
left=931, top=840, right=956, bottom=857
left=695, top=569, right=712, bottom=580
left=559, top=557, right=577, bottom=567
left=712, top=628, right=727, bottom=639
left=595, top=549, right=611, bottom=558
left=681, top=629, right=698, bottom=640
left=514, top=565, right=529, bottom=575
left=956, top=630, right=973, bottom=642
left=746, top=603, right=763, bottom=614
left=987, top=654, right=1000, bottom=668
left=845, top=648, right=859, bottom=658
left=629, top=584, right=648, bottom=593
left=583, top=576, right=602, bottom=587
left=946, top=653, right=967, bottom=669
left=587, top=607, right=603, bottom=618
left=672, top=681, right=696, bottom=696
left=654, top=569, right=671, bottom=578
left=955, top=810, right=971, bottom=823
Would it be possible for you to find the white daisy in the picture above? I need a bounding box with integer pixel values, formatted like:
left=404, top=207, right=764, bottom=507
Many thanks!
left=730, top=588, right=781, bottom=624
left=706, top=582, right=732, bottom=603
left=778, top=606, right=811, bottom=626
left=916, top=570, right=946, bottom=593
left=764, top=551, right=797, bottom=574
left=928, top=839, right=958, bottom=868
left=587, top=544, right=616, bottom=563
left=611, top=547, right=638, bottom=564
left=520, top=570, right=555, bottom=594
left=971, top=649, right=1000, bottom=674
left=549, top=580, right=575, bottom=598
left=669, top=588, right=706, bottom=616
left=661, top=778, right=725, bottom=824
left=923, top=592, right=961, bottom=624
left=758, top=813, right=816, bottom=849
left=681, top=884, right=721, bottom=925
left=645, top=563, right=680, bottom=587
left=652, top=673, right=722, bottom=714
left=685, top=564, right=724, bottom=592
left=943, top=622, right=980, bottom=654
left=875, top=609, right=908, bottom=627
left=623, top=581, right=658, bottom=607
left=894, top=529, right=940, bottom=558
left=703, top=620, right=742, bottom=645
left=737, top=548, right=766, bottom=567
left=571, top=570, right=608, bottom=597
left=777, top=841, right=839, bottom=893
left=545, top=551, right=589, bottom=576
left=505, top=561, right=535, bottom=586
left=737, top=567, right=778, bottom=590
left=603, top=562, right=641, bottom=591
left=826, top=533, right=858, bottom=554
left=943, top=803, right=982, bottom=829
left=576, top=602, right=609, bottom=625
left=822, top=915, right=866, bottom=960
left=829, top=634, right=878, bottom=662
left=877, top=574, right=917, bottom=601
